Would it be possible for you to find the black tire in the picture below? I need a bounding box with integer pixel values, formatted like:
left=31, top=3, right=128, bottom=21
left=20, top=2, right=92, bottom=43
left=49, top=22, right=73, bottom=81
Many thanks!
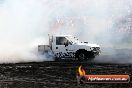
left=77, top=51, right=87, bottom=61
left=76, top=50, right=95, bottom=61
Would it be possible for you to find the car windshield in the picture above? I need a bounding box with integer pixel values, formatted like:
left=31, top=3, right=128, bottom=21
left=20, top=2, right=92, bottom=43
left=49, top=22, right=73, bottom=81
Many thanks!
left=66, top=36, right=80, bottom=44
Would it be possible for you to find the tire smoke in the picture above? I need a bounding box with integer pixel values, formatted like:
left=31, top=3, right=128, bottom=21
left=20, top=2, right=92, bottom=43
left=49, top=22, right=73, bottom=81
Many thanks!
left=0, top=0, right=132, bottom=63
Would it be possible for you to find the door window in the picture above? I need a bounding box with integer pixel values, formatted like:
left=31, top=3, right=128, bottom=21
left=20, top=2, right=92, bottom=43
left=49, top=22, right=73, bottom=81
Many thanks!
left=56, top=37, right=68, bottom=45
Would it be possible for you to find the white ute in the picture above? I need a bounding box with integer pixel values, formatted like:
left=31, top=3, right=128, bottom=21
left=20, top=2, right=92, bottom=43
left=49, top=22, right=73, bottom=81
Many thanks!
left=38, top=35, right=101, bottom=61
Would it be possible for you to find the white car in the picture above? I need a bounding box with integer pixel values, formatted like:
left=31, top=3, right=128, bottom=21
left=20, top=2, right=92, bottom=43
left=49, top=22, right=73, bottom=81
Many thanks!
left=38, top=35, right=101, bottom=61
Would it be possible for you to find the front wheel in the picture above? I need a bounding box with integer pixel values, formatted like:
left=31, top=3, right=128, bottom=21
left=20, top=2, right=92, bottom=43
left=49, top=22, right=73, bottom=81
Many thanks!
left=77, top=52, right=87, bottom=61
left=76, top=51, right=95, bottom=61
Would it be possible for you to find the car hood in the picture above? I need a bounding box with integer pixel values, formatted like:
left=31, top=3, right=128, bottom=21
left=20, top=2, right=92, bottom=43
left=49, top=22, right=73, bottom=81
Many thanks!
left=75, top=42, right=100, bottom=47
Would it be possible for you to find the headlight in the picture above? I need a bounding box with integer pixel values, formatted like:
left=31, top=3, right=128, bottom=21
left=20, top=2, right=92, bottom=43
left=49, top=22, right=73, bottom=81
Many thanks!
left=92, top=47, right=100, bottom=51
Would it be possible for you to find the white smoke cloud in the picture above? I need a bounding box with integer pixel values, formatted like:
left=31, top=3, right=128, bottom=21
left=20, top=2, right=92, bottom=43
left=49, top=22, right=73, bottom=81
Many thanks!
left=0, top=0, right=131, bottom=63
left=0, top=0, right=51, bottom=63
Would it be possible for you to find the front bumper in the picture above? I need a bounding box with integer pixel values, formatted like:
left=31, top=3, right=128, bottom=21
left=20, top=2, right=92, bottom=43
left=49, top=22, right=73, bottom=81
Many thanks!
left=93, top=51, right=100, bottom=56
left=91, top=47, right=101, bottom=56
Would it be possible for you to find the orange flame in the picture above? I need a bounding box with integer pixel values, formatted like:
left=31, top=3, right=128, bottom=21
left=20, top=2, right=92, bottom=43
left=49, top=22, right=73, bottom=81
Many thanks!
left=78, top=66, right=86, bottom=76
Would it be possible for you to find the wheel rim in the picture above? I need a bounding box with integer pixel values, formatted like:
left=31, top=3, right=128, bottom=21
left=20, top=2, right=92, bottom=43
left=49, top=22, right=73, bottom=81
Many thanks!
left=79, top=53, right=85, bottom=60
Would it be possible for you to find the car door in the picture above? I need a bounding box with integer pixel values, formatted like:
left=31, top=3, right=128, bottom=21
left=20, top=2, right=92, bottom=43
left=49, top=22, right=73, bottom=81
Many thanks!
left=53, top=37, right=67, bottom=58
left=65, top=41, right=75, bottom=58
